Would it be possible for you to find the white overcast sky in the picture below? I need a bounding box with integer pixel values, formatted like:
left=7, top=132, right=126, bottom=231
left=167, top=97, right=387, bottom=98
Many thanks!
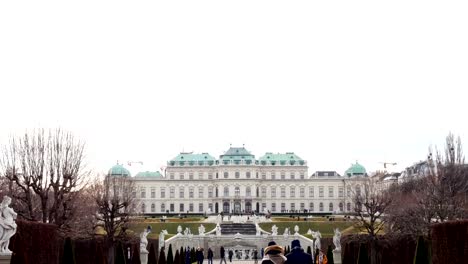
left=1, top=1, right=467, bottom=176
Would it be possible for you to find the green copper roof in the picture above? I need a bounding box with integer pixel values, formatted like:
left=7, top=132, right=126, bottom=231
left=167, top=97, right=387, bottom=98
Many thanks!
left=222, top=147, right=254, bottom=157
left=345, top=162, right=367, bottom=177
left=108, top=164, right=131, bottom=177
left=169, top=152, right=216, bottom=166
left=135, top=171, right=163, bottom=177
left=258, top=152, right=305, bottom=165
left=219, top=147, right=255, bottom=165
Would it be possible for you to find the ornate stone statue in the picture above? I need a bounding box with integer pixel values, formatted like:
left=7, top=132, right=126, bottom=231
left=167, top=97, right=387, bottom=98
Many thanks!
left=215, top=223, right=222, bottom=236
left=159, top=230, right=168, bottom=250
left=177, top=225, right=183, bottom=234
left=283, top=227, right=289, bottom=237
left=140, top=226, right=152, bottom=253
left=255, top=223, right=261, bottom=236
left=183, top=227, right=191, bottom=236
left=0, top=196, right=17, bottom=255
left=198, top=224, right=205, bottom=235
left=271, top=225, right=278, bottom=236
left=333, top=228, right=341, bottom=252
left=294, top=225, right=299, bottom=235
left=307, top=229, right=313, bottom=235
left=312, top=231, right=322, bottom=251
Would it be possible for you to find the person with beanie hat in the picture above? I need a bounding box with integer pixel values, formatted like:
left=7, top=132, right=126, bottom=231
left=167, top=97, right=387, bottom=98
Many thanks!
left=261, top=241, right=287, bottom=264
left=285, top=240, right=313, bottom=264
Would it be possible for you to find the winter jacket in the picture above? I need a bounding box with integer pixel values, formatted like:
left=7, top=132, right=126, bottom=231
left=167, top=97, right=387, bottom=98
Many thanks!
left=261, top=254, right=287, bottom=264
left=285, top=248, right=313, bottom=264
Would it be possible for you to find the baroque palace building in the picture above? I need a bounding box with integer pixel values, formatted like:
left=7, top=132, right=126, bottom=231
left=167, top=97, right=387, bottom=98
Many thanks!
left=109, top=147, right=368, bottom=215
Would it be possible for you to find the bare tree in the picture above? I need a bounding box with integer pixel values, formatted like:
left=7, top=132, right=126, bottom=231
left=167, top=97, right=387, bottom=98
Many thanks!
left=0, top=129, right=88, bottom=227
left=352, top=180, right=392, bottom=237
left=92, top=173, right=136, bottom=264
left=386, top=133, right=468, bottom=236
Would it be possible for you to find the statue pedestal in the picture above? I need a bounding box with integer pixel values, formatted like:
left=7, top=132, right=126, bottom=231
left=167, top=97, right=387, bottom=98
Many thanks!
left=140, top=251, right=148, bottom=264
left=333, top=250, right=341, bottom=264
left=0, top=254, right=11, bottom=264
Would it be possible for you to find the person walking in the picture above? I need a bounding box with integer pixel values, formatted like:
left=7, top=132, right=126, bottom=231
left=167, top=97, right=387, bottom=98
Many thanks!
left=316, top=249, right=328, bottom=264
left=228, top=249, right=233, bottom=263
left=196, top=247, right=205, bottom=264
left=253, top=249, right=259, bottom=264
left=261, top=241, right=287, bottom=264
left=284, top=240, right=312, bottom=264
left=219, top=246, right=227, bottom=264
left=207, top=248, right=213, bottom=264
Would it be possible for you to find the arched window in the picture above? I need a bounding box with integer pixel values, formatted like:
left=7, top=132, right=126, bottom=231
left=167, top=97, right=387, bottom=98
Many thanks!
left=319, top=202, right=323, bottom=212
left=161, top=203, right=166, bottom=212
left=141, top=203, right=146, bottom=213
left=329, top=202, right=333, bottom=212
left=309, top=202, right=314, bottom=212
left=339, top=202, right=343, bottom=212
left=347, top=202, right=351, bottom=212
left=246, top=186, right=251, bottom=197
left=151, top=203, right=155, bottom=212
left=224, top=187, right=229, bottom=197
left=235, top=187, right=240, bottom=196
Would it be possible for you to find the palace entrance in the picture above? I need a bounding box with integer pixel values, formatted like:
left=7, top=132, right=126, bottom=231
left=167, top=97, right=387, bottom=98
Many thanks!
left=234, top=202, right=241, bottom=213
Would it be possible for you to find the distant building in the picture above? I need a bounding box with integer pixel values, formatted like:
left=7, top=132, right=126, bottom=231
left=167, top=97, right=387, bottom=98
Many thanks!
left=109, top=146, right=368, bottom=215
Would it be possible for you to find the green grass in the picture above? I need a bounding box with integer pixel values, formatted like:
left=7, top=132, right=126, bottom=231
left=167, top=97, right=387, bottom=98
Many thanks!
left=259, top=221, right=355, bottom=238
left=128, top=221, right=216, bottom=240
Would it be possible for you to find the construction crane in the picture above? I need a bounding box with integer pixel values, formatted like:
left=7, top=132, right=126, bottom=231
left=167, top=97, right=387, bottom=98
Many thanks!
left=127, top=161, right=143, bottom=166
left=379, top=162, right=397, bottom=169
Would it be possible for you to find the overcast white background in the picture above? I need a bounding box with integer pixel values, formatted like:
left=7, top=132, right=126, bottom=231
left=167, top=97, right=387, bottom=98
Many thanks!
left=1, top=1, right=467, bottom=176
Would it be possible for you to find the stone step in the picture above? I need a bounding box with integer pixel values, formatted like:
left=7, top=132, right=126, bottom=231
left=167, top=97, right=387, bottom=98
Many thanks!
left=220, top=224, right=257, bottom=235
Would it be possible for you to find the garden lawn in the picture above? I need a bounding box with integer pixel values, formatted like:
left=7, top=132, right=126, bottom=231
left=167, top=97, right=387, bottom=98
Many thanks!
left=259, top=221, right=355, bottom=238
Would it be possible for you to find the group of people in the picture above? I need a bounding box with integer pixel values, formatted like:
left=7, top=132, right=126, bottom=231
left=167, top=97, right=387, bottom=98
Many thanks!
left=261, top=240, right=328, bottom=264
left=192, top=239, right=327, bottom=264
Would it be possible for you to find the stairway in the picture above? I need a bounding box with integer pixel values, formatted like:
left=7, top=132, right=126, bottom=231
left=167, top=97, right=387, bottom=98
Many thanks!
left=220, top=223, right=257, bottom=235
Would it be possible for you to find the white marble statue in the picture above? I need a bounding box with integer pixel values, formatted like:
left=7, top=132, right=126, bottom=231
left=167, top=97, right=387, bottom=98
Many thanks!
left=0, top=196, right=17, bottom=255
left=271, top=225, right=278, bottom=236
left=294, top=225, right=299, bottom=235
left=159, top=230, right=168, bottom=250
left=307, top=229, right=313, bottom=235
left=177, top=225, right=183, bottom=234
left=140, top=226, right=152, bottom=253
left=283, top=227, right=290, bottom=237
left=312, top=231, right=322, bottom=251
left=216, top=214, right=222, bottom=224
left=198, top=224, right=205, bottom=235
left=333, top=228, right=342, bottom=252
left=255, top=223, right=261, bottom=236
left=215, top=223, right=222, bottom=236
left=183, top=227, right=191, bottom=236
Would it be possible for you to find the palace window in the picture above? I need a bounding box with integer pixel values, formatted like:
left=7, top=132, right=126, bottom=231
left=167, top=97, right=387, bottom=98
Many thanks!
left=235, top=187, right=240, bottom=196
left=291, top=203, right=295, bottom=211
left=198, top=187, right=204, bottom=198
left=151, top=203, right=155, bottom=212
left=161, top=203, right=166, bottom=212
left=309, top=202, right=314, bottom=212
left=347, top=186, right=351, bottom=197
left=300, top=187, right=305, bottom=198
left=170, top=173, right=174, bottom=180
left=170, top=203, right=174, bottom=212
left=189, top=203, right=194, bottom=212
left=140, top=188, right=146, bottom=198
left=189, top=173, right=194, bottom=180
left=319, top=202, right=324, bottom=211
left=281, top=172, right=285, bottom=180
left=300, top=203, right=305, bottom=211
left=208, top=187, right=213, bottom=198
left=161, top=188, right=166, bottom=198
left=262, top=172, right=266, bottom=179
left=339, top=187, right=344, bottom=198
left=339, top=202, right=343, bottom=212
left=271, top=172, right=276, bottom=180
left=179, top=187, right=184, bottom=198
left=151, top=188, right=155, bottom=198
left=356, top=185, right=361, bottom=196
left=246, top=171, right=251, bottom=178
left=235, top=172, right=240, bottom=178
left=189, top=187, right=194, bottom=198
left=198, top=172, right=203, bottom=179
left=290, top=187, right=295, bottom=198
left=262, top=203, right=266, bottom=211
left=246, top=187, right=251, bottom=197
left=179, top=172, right=184, bottom=180
left=281, top=203, right=286, bottom=212
left=199, top=203, right=203, bottom=212
left=179, top=203, right=184, bottom=212
left=319, top=186, right=324, bottom=197
left=290, top=172, right=295, bottom=179
left=208, top=173, right=213, bottom=180
left=329, top=203, right=334, bottom=212
left=328, top=186, right=334, bottom=197
left=300, top=172, right=305, bottom=179
left=347, top=202, right=351, bottom=211
left=280, top=187, right=286, bottom=198
left=170, top=187, right=175, bottom=198
left=271, top=203, right=276, bottom=212
left=261, top=187, right=267, bottom=197
left=271, top=187, right=277, bottom=198
left=224, top=172, right=228, bottom=179
left=224, top=187, right=229, bottom=197
left=141, top=203, right=146, bottom=213
left=309, top=187, right=314, bottom=197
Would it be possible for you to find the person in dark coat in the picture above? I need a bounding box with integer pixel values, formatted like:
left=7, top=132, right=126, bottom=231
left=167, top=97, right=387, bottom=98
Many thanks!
left=285, top=240, right=313, bottom=264
left=185, top=248, right=191, bottom=264
left=207, top=248, right=213, bottom=264
left=228, top=249, right=233, bottom=262
left=196, top=247, right=204, bottom=264
left=261, top=241, right=286, bottom=264
left=253, top=249, right=259, bottom=264
left=220, top=246, right=227, bottom=264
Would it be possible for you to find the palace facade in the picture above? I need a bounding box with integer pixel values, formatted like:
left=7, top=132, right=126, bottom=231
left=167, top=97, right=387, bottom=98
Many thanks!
left=109, top=147, right=368, bottom=215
